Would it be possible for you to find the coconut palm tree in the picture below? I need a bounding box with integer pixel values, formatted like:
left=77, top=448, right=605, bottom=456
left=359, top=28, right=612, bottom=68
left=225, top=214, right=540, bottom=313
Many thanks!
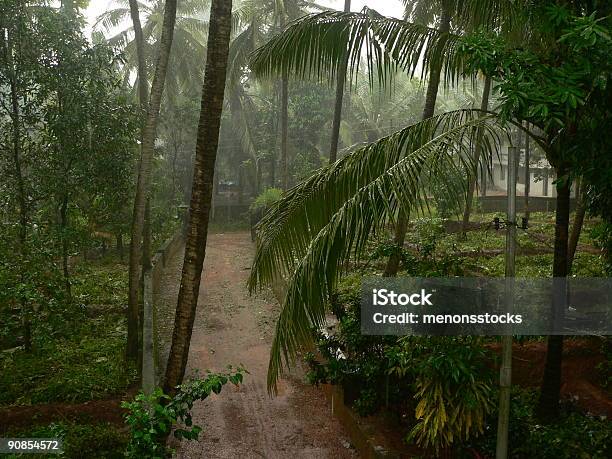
left=329, top=0, right=351, bottom=163
left=164, top=0, right=233, bottom=395
left=246, top=1, right=607, bottom=424
left=96, top=0, right=210, bottom=101
left=248, top=109, right=520, bottom=392
left=124, top=0, right=179, bottom=363
left=224, top=0, right=328, bottom=192
left=246, top=0, right=520, bottom=388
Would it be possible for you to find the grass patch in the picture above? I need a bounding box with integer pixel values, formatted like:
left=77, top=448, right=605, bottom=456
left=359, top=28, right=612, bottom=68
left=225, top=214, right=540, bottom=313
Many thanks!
left=5, top=422, right=128, bottom=459
left=0, top=256, right=136, bottom=406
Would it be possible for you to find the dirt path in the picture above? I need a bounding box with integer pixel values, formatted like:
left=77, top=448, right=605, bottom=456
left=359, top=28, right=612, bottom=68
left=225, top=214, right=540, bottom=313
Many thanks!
left=170, top=232, right=355, bottom=459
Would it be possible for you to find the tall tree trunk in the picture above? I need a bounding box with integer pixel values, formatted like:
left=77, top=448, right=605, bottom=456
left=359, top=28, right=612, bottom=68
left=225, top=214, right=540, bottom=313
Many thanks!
left=127, top=0, right=178, bottom=363
left=163, top=0, right=233, bottom=395
left=9, top=63, right=26, bottom=252
left=138, top=198, right=152, bottom=375
left=280, top=74, right=289, bottom=189
left=116, top=232, right=124, bottom=261
left=329, top=0, right=351, bottom=163
left=384, top=6, right=451, bottom=276
left=60, top=194, right=71, bottom=297
left=133, top=0, right=153, bottom=374
left=7, top=30, right=31, bottom=351
left=567, top=179, right=587, bottom=274
left=128, top=0, right=149, bottom=112
left=279, top=14, right=289, bottom=190
left=460, top=75, right=492, bottom=238
left=256, top=160, right=262, bottom=194
left=537, top=167, right=571, bottom=419
left=524, top=121, right=531, bottom=220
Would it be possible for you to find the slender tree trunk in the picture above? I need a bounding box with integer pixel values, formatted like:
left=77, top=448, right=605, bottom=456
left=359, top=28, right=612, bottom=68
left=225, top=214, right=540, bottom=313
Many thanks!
left=383, top=214, right=408, bottom=277
left=567, top=179, right=587, bottom=274
left=460, top=75, right=492, bottom=238
left=172, top=139, right=179, bottom=204
left=384, top=6, right=451, bottom=276
left=537, top=167, right=571, bottom=419
left=279, top=15, right=290, bottom=190
left=524, top=121, right=531, bottom=220
left=9, top=71, right=26, bottom=251
left=128, top=0, right=151, bottom=371
left=280, top=74, right=289, bottom=189
left=139, top=198, right=152, bottom=375
left=128, top=0, right=149, bottom=112
left=163, top=0, right=233, bottom=395
left=329, top=0, right=351, bottom=163
left=256, top=160, right=262, bottom=194
left=143, top=198, right=152, bottom=273
left=60, top=194, right=71, bottom=297
left=116, top=232, right=124, bottom=261
left=7, top=31, right=31, bottom=351
left=127, top=0, right=178, bottom=363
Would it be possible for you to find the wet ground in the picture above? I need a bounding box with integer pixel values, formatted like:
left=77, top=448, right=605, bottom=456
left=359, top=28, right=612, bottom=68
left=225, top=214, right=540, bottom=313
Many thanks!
left=163, top=232, right=356, bottom=458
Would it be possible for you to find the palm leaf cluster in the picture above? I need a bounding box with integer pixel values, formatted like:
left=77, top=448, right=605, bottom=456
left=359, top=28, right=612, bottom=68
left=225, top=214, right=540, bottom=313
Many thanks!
left=96, top=0, right=210, bottom=101
left=250, top=3, right=527, bottom=92
left=248, top=109, right=508, bottom=392
left=250, top=8, right=463, bottom=89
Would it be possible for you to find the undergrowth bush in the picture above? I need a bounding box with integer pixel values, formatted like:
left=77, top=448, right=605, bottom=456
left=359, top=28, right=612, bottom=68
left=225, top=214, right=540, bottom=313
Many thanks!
left=464, top=388, right=612, bottom=459
left=308, top=276, right=494, bottom=451
left=7, top=422, right=128, bottom=459
left=122, top=367, right=245, bottom=458
left=250, top=188, right=282, bottom=212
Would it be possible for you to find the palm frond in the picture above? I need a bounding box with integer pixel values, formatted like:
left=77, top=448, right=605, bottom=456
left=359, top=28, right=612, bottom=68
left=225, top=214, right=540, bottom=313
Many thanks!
left=250, top=8, right=466, bottom=89
left=95, top=7, right=130, bottom=32
left=255, top=109, right=509, bottom=393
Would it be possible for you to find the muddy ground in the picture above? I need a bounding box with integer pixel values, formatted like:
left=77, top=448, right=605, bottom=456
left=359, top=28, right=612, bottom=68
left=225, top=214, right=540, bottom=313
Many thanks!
left=163, top=232, right=356, bottom=458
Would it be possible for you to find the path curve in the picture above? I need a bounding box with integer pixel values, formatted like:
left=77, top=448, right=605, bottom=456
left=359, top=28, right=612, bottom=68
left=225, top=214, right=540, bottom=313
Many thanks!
left=169, top=232, right=356, bottom=458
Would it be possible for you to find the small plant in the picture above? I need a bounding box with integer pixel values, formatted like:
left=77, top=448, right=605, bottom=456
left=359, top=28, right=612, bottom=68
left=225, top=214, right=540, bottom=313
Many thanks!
left=353, top=388, right=378, bottom=417
left=250, top=188, right=283, bottom=212
left=401, top=337, right=494, bottom=454
left=122, top=366, right=245, bottom=458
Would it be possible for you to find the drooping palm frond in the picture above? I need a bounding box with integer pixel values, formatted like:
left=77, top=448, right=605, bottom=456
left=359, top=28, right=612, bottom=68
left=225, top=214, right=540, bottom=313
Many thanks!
left=249, top=7, right=465, bottom=90
left=252, top=109, right=512, bottom=393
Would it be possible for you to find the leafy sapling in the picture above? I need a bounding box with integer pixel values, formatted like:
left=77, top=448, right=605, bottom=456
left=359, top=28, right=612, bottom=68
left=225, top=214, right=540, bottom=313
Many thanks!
left=122, top=366, right=246, bottom=458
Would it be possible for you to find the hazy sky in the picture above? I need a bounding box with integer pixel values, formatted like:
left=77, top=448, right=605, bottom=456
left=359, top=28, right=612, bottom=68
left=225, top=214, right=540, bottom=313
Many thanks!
left=84, top=0, right=405, bottom=39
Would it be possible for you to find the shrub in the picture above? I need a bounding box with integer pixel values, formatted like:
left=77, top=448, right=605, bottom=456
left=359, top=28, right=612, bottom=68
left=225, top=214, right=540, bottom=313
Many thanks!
left=14, top=422, right=127, bottom=459
left=466, top=388, right=612, bottom=459
left=122, top=367, right=245, bottom=458
left=392, top=337, right=494, bottom=454
left=250, top=188, right=283, bottom=212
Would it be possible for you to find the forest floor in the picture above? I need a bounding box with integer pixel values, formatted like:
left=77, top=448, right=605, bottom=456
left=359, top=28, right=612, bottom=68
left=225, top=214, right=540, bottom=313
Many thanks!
left=161, top=232, right=357, bottom=459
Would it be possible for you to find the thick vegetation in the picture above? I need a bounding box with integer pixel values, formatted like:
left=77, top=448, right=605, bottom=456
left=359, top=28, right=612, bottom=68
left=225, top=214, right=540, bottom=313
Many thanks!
left=1, top=0, right=611, bottom=457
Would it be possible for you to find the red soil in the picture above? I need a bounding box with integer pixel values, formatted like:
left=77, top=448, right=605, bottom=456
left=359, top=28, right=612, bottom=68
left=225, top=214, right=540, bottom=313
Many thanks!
left=490, top=338, right=611, bottom=417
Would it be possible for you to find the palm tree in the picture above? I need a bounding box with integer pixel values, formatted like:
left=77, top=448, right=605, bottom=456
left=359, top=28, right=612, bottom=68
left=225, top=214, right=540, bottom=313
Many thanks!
left=223, top=0, right=327, bottom=192
left=460, top=75, right=492, bottom=237
left=247, top=2, right=516, bottom=389
left=249, top=109, right=517, bottom=392
left=252, top=0, right=516, bottom=274
left=329, top=0, right=351, bottom=163
left=384, top=0, right=451, bottom=276
left=164, top=0, right=233, bottom=395
left=96, top=0, right=210, bottom=101
left=247, top=3, right=602, bottom=425
left=125, top=0, right=179, bottom=363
